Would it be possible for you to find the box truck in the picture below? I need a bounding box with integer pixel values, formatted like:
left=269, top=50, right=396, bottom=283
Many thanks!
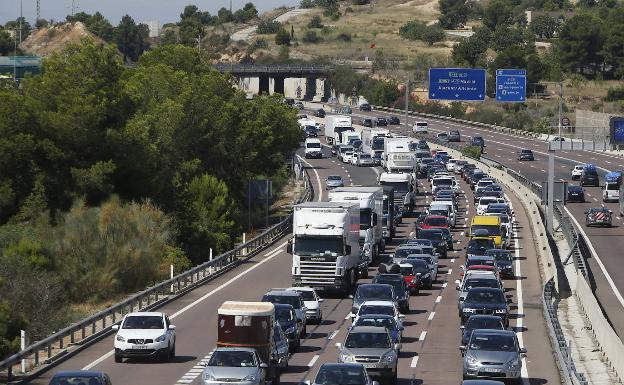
left=383, top=137, right=415, bottom=173
left=324, top=115, right=352, bottom=145
left=361, top=129, right=389, bottom=164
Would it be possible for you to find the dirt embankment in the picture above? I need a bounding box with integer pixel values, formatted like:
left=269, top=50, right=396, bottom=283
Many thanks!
left=20, top=22, right=105, bottom=57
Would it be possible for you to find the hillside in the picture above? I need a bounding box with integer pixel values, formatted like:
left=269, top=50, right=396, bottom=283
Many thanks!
left=20, top=22, right=105, bottom=57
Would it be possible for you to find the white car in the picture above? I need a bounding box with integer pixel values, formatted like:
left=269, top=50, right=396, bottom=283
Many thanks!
left=412, top=121, right=428, bottom=134
left=476, top=197, right=505, bottom=215
left=287, top=287, right=324, bottom=324
left=446, top=159, right=459, bottom=172
left=351, top=300, right=405, bottom=328
left=112, top=312, right=176, bottom=363
left=350, top=152, right=360, bottom=165
left=571, top=165, right=584, bottom=180
left=343, top=151, right=354, bottom=164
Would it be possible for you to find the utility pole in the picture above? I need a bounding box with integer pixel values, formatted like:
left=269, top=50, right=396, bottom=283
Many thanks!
left=196, top=33, right=202, bottom=53
left=405, top=78, right=410, bottom=134
left=36, top=0, right=40, bottom=23
left=13, top=29, right=17, bottom=83
left=19, top=0, right=23, bottom=45
left=71, top=0, right=76, bottom=16
left=230, top=0, right=233, bottom=13
left=558, top=81, right=563, bottom=150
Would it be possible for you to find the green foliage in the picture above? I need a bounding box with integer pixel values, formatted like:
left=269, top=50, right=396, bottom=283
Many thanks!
left=462, top=146, right=482, bottom=160
left=556, top=13, right=604, bottom=76
left=438, top=0, right=469, bottom=29
left=114, top=15, right=150, bottom=62
left=490, top=26, right=524, bottom=52
left=247, top=38, right=269, bottom=53
left=327, top=66, right=400, bottom=106
left=0, top=29, right=13, bottom=55
left=452, top=27, right=490, bottom=67
left=302, top=30, right=322, bottom=43
left=482, top=0, right=518, bottom=30
left=233, top=3, right=259, bottom=23
left=336, top=32, right=352, bottom=42
left=530, top=14, right=559, bottom=39
left=308, top=16, right=324, bottom=29
left=66, top=12, right=114, bottom=41
left=352, top=0, right=371, bottom=4
left=300, top=0, right=316, bottom=8
left=275, top=28, right=291, bottom=45
left=257, top=19, right=282, bottom=34
left=4, top=17, right=32, bottom=42
left=604, top=86, right=624, bottom=101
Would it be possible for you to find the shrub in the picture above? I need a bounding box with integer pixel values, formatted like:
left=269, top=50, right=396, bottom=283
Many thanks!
left=400, top=21, right=445, bottom=45
left=247, top=38, right=268, bottom=53
left=308, top=15, right=324, bottom=28
left=352, top=0, right=370, bottom=4
left=302, top=30, right=322, bottom=43
left=336, top=32, right=352, bottom=41
left=605, top=86, right=624, bottom=102
left=462, top=146, right=482, bottom=160
left=275, top=28, right=291, bottom=45
left=256, top=19, right=282, bottom=34
left=300, top=0, right=316, bottom=8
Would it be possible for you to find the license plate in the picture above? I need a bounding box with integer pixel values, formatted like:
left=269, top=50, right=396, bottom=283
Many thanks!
left=483, top=368, right=502, bottom=373
left=132, top=345, right=148, bottom=349
left=361, top=363, right=378, bottom=368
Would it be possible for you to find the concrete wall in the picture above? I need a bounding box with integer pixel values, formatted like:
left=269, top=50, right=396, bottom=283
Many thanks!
left=238, top=77, right=327, bottom=100
left=574, top=109, right=617, bottom=142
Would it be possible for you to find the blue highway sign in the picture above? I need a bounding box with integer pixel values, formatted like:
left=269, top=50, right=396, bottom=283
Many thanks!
left=496, top=69, right=526, bottom=102
left=428, top=68, right=486, bottom=101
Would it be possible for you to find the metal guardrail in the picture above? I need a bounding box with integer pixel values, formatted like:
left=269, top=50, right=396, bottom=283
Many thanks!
left=213, top=63, right=332, bottom=75
left=0, top=159, right=313, bottom=381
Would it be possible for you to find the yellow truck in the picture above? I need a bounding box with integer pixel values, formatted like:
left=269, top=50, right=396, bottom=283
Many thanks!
left=470, top=216, right=505, bottom=248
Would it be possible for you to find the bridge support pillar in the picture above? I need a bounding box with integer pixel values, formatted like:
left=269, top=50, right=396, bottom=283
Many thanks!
left=273, top=76, right=286, bottom=95
left=321, top=79, right=331, bottom=102
left=259, top=76, right=270, bottom=95
left=304, top=78, right=317, bottom=101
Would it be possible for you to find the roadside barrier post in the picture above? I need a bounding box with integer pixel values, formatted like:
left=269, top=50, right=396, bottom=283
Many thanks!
left=20, top=330, right=26, bottom=373
left=209, top=248, right=213, bottom=274
left=243, top=233, right=247, bottom=256
left=170, top=265, right=174, bottom=294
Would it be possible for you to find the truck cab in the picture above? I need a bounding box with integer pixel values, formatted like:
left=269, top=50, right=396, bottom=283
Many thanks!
left=470, top=216, right=504, bottom=248
left=378, top=172, right=416, bottom=213
left=381, top=186, right=396, bottom=241
left=305, top=138, right=323, bottom=159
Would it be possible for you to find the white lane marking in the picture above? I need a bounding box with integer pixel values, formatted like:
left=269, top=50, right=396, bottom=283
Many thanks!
left=410, top=356, right=419, bottom=368
left=176, top=380, right=193, bottom=384
left=297, top=155, right=323, bottom=202
left=418, top=331, right=427, bottom=341
left=565, top=206, right=624, bottom=309
left=442, top=282, right=448, bottom=288
left=328, top=330, right=339, bottom=340
left=593, top=197, right=598, bottom=201
left=82, top=241, right=289, bottom=371
left=188, top=369, right=204, bottom=373
left=447, top=268, right=453, bottom=275
left=371, top=167, right=381, bottom=177
left=512, top=203, right=530, bottom=385
left=606, top=160, right=612, bottom=164
left=428, top=312, right=435, bottom=321
left=435, top=295, right=442, bottom=303
left=308, top=354, right=320, bottom=367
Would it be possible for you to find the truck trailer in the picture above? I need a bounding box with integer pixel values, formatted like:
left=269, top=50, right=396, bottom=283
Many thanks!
left=324, top=115, right=353, bottom=145
left=361, top=129, right=389, bottom=163
left=383, top=137, right=415, bottom=173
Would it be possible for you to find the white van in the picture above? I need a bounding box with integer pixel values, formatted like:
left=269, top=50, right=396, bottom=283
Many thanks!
left=603, top=181, right=620, bottom=202
left=304, top=138, right=323, bottom=159
left=412, top=121, right=428, bottom=134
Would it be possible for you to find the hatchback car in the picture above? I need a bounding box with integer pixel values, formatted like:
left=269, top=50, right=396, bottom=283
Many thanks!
left=356, top=153, right=375, bottom=167
left=448, top=130, right=461, bottom=142
left=437, top=132, right=449, bottom=141
left=201, top=347, right=268, bottom=385
left=338, top=326, right=399, bottom=383
left=262, top=290, right=308, bottom=334
left=274, top=303, right=300, bottom=351
left=352, top=284, right=395, bottom=315
left=362, top=118, right=373, bottom=127
left=359, top=103, right=372, bottom=111
left=398, top=263, right=421, bottom=295
left=315, top=108, right=326, bottom=118
left=325, top=175, right=344, bottom=190
left=372, top=274, right=410, bottom=312
left=571, top=165, right=584, bottom=180
left=580, top=164, right=599, bottom=187
left=460, top=288, right=509, bottom=327
left=485, top=249, right=514, bottom=279
left=112, top=312, right=176, bottom=363
left=517, top=149, right=534, bottom=161
left=375, top=117, right=388, bottom=126
left=412, top=121, right=428, bottom=134
left=352, top=314, right=404, bottom=345
left=287, top=286, right=324, bottom=324
left=585, top=207, right=613, bottom=227
left=387, top=116, right=400, bottom=125
left=416, top=229, right=449, bottom=258
left=48, top=371, right=112, bottom=385
left=400, top=259, right=433, bottom=289
left=310, top=363, right=378, bottom=385
left=461, top=330, right=526, bottom=381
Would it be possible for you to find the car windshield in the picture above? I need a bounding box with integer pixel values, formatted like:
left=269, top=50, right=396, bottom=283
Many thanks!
left=375, top=277, right=405, bottom=294
left=208, top=351, right=257, bottom=367
left=407, top=239, right=432, bottom=247
left=405, top=260, right=429, bottom=274
left=400, top=266, right=415, bottom=276
left=425, top=217, right=448, bottom=226
left=356, top=286, right=393, bottom=300
left=606, top=183, right=619, bottom=191
left=379, top=181, right=408, bottom=193
left=276, top=308, right=294, bottom=322
left=417, top=230, right=443, bottom=240
left=463, top=279, right=499, bottom=290
left=294, top=236, right=343, bottom=256
left=360, top=154, right=372, bottom=160
left=466, top=317, right=504, bottom=330
left=467, top=243, right=490, bottom=255
left=429, top=209, right=448, bottom=217
left=315, top=366, right=367, bottom=385
left=263, top=295, right=301, bottom=309
left=122, top=315, right=163, bottom=329
left=486, top=250, right=512, bottom=262
left=469, top=334, right=516, bottom=352
left=521, top=150, right=532, bottom=154
left=466, top=258, right=495, bottom=267
left=359, top=305, right=394, bottom=317
left=433, top=179, right=453, bottom=186
left=465, top=289, right=504, bottom=303
left=327, top=175, right=342, bottom=181
left=345, top=332, right=391, bottom=348
left=50, top=376, right=103, bottom=385
left=394, top=248, right=422, bottom=259
left=471, top=225, right=500, bottom=236
left=295, top=290, right=316, bottom=300
left=355, top=317, right=397, bottom=330
left=307, top=142, right=321, bottom=148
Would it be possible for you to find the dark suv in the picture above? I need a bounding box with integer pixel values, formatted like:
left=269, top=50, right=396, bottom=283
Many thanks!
left=460, top=287, right=510, bottom=327
left=517, top=149, right=534, bottom=161
left=580, top=166, right=599, bottom=187
left=375, top=117, right=388, bottom=126
left=372, top=274, right=410, bottom=312
left=359, top=103, right=372, bottom=111
left=361, top=118, right=373, bottom=127
left=471, top=137, right=485, bottom=152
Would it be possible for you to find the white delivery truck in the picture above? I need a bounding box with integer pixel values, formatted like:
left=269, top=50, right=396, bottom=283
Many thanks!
left=342, top=131, right=362, bottom=146
left=361, top=129, right=389, bottom=164
left=378, top=172, right=417, bottom=213
left=383, top=137, right=415, bottom=173
left=304, top=138, right=323, bottom=159
left=288, top=202, right=361, bottom=294
left=328, top=187, right=384, bottom=270
left=325, top=115, right=352, bottom=145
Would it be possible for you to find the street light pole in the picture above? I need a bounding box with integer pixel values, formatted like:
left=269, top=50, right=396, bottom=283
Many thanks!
left=19, top=0, right=23, bottom=45
left=405, top=78, right=409, bottom=134
left=558, top=81, right=563, bottom=150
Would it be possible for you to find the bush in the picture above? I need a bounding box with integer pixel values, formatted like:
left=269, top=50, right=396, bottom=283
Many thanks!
left=256, top=19, right=282, bottom=34
left=336, top=32, right=352, bottom=41
left=605, top=86, right=624, bottom=101
left=399, top=21, right=445, bottom=45
left=247, top=38, right=268, bottom=53
left=275, top=28, right=291, bottom=45
left=462, top=146, right=482, bottom=160
left=308, top=15, right=324, bottom=28
left=300, top=0, right=316, bottom=8
left=302, top=30, right=322, bottom=43
left=352, top=0, right=370, bottom=4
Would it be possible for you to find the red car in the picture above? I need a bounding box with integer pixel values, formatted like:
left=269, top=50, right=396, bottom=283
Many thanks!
left=420, top=215, right=450, bottom=230
left=399, top=263, right=421, bottom=295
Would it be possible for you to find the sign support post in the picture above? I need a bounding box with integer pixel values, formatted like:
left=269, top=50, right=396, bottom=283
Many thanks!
left=547, top=149, right=555, bottom=235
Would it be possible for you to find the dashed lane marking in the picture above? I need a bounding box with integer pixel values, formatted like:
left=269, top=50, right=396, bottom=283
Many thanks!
left=447, top=268, right=453, bottom=275
left=435, top=295, right=442, bottom=303
left=308, top=354, right=320, bottom=367
left=450, top=258, right=455, bottom=263
left=418, top=331, right=427, bottom=341
left=428, top=312, right=435, bottom=321
left=328, top=330, right=339, bottom=340
left=410, top=356, right=419, bottom=368
left=442, top=282, right=448, bottom=288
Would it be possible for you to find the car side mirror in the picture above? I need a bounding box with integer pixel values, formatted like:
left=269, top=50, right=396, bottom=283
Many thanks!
left=287, top=241, right=293, bottom=254
left=399, top=314, right=406, bottom=318
left=348, top=294, right=354, bottom=299
left=372, top=381, right=380, bottom=385
left=459, top=345, right=467, bottom=351
left=111, top=325, right=119, bottom=331
left=260, top=363, right=269, bottom=368
left=459, top=325, right=465, bottom=330
left=346, top=245, right=352, bottom=254
left=305, top=381, right=311, bottom=385
left=584, top=211, right=588, bottom=214
left=394, top=343, right=402, bottom=351
left=335, top=342, right=342, bottom=349
left=456, top=285, right=460, bottom=291
left=168, top=325, right=176, bottom=330
left=609, top=210, right=613, bottom=214
left=398, top=326, right=404, bottom=331
left=519, top=347, right=527, bottom=354
left=319, top=298, right=325, bottom=302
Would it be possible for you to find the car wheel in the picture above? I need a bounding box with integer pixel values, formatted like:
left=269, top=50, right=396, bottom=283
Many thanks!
left=114, top=353, right=122, bottom=363
left=169, top=342, right=176, bottom=362
left=302, top=324, right=307, bottom=335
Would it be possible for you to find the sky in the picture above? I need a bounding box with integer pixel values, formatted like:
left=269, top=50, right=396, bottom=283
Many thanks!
left=0, top=0, right=301, bottom=26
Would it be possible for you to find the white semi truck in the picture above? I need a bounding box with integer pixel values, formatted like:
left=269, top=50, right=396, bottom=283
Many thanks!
left=382, top=136, right=415, bottom=173
left=378, top=172, right=417, bottom=213
left=328, top=187, right=384, bottom=269
left=361, top=129, right=389, bottom=164
left=324, top=115, right=352, bottom=145
left=288, top=202, right=361, bottom=294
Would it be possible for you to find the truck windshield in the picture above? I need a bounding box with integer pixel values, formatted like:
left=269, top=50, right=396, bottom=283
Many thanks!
left=471, top=225, right=501, bottom=236
left=294, top=236, right=343, bottom=256
left=360, top=208, right=372, bottom=230
left=372, top=137, right=385, bottom=150
left=380, top=181, right=409, bottom=194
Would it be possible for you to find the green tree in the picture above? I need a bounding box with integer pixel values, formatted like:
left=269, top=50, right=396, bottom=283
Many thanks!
left=422, top=25, right=445, bottom=45
left=0, top=30, right=13, bottom=56
left=399, top=20, right=428, bottom=40
left=490, top=25, right=524, bottom=52
left=87, top=12, right=114, bottom=41
left=4, top=17, right=32, bottom=42
left=530, top=14, right=559, bottom=39
left=275, top=28, right=291, bottom=45
left=257, top=20, right=282, bottom=34
left=308, top=15, right=324, bottom=28
left=438, top=0, right=469, bottom=29
left=556, top=13, right=605, bottom=76
left=601, top=7, right=624, bottom=78
left=114, top=15, right=150, bottom=62
left=218, top=7, right=234, bottom=23
left=482, top=0, right=517, bottom=30
left=302, top=30, right=321, bottom=43
left=452, top=28, right=490, bottom=67
left=35, top=18, right=49, bottom=28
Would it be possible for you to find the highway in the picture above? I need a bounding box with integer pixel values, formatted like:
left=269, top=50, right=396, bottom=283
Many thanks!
left=26, top=131, right=560, bottom=385
left=328, top=103, right=624, bottom=339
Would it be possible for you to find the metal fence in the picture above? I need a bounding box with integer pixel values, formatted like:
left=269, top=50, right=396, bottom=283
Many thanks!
left=0, top=159, right=313, bottom=382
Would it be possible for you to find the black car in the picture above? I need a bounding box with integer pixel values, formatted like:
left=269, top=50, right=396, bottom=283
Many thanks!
left=361, top=118, right=373, bottom=127
left=305, top=125, right=318, bottom=138
left=274, top=303, right=300, bottom=351
left=566, top=185, right=585, bottom=202
left=372, top=274, right=410, bottom=312
left=580, top=167, right=599, bottom=187
left=375, top=117, right=388, bottom=127
left=517, top=149, right=534, bottom=161
left=387, top=116, right=400, bottom=125
left=460, top=315, right=505, bottom=346
left=466, top=239, right=495, bottom=258
left=485, top=249, right=514, bottom=278
left=315, top=108, right=326, bottom=118
left=401, top=259, right=433, bottom=289
left=359, top=103, right=372, bottom=111
left=460, top=287, right=509, bottom=327
left=471, top=136, right=485, bottom=152
left=416, top=228, right=448, bottom=258
left=585, top=207, right=612, bottom=227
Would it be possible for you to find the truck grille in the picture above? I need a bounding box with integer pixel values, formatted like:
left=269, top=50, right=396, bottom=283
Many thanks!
left=355, top=355, right=381, bottom=363
left=299, top=257, right=338, bottom=285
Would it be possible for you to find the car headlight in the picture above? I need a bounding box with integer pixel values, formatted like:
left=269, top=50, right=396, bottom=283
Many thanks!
left=411, top=278, right=418, bottom=284
left=203, top=373, right=216, bottom=381
left=507, top=357, right=521, bottom=368
left=155, top=334, right=167, bottom=342
left=340, top=353, right=355, bottom=362
left=422, top=273, right=430, bottom=279
left=465, top=355, right=479, bottom=366
left=382, top=351, right=396, bottom=363
left=463, top=308, right=476, bottom=313
left=286, top=326, right=297, bottom=334
left=495, top=309, right=507, bottom=314
left=116, top=334, right=125, bottom=342
left=242, top=374, right=257, bottom=381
